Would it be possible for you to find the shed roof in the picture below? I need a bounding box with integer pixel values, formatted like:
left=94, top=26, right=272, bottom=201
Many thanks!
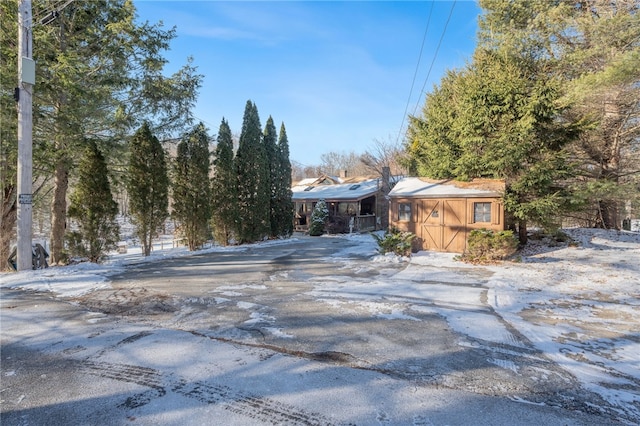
left=389, top=177, right=505, bottom=199
left=292, top=177, right=379, bottom=202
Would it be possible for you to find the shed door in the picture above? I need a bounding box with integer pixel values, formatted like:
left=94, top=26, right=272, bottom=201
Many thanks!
left=442, top=200, right=466, bottom=253
left=420, top=200, right=442, bottom=250
left=419, top=199, right=467, bottom=253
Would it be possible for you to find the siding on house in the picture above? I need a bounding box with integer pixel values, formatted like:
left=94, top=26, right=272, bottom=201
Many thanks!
left=389, top=177, right=506, bottom=253
left=292, top=175, right=382, bottom=233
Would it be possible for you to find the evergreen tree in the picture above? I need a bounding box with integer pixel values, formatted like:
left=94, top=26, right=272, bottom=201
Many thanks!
left=172, top=123, right=212, bottom=250
left=211, top=118, right=237, bottom=245
left=263, top=116, right=279, bottom=238
left=407, top=49, right=577, bottom=243
left=67, top=140, right=120, bottom=262
left=0, top=1, right=18, bottom=269
left=275, top=123, right=294, bottom=237
left=0, top=1, right=202, bottom=265
left=309, top=200, right=329, bottom=236
left=547, top=1, right=639, bottom=229
left=236, top=101, right=270, bottom=243
left=477, top=0, right=640, bottom=228
left=127, top=122, right=169, bottom=256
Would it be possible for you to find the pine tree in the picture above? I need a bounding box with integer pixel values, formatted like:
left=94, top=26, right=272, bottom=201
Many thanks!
left=406, top=49, right=577, bottom=243
left=476, top=0, right=640, bottom=228
left=211, top=118, right=237, bottom=245
left=263, top=116, right=279, bottom=238
left=236, top=101, right=270, bottom=243
left=309, top=200, right=328, bottom=236
left=172, top=123, right=212, bottom=250
left=275, top=123, right=293, bottom=238
left=127, top=122, right=169, bottom=256
left=4, top=1, right=202, bottom=265
left=67, top=140, right=120, bottom=262
left=0, top=1, right=19, bottom=269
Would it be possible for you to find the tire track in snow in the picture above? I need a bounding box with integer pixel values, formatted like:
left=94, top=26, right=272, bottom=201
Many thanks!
left=82, top=360, right=341, bottom=425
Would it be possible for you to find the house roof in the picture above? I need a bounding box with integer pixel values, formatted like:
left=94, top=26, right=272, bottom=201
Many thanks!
left=292, top=176, right=380, bottom=202
left=389, top=177, right=505, bottom=199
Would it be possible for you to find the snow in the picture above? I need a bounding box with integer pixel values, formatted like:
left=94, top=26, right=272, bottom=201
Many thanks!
left=389, top=176, right=504, bottom=197
left=2, top=228, right=639, bottom=422
left=292, top=178, right=379, bottom=201
left=484, top=228, right=640, bottom=417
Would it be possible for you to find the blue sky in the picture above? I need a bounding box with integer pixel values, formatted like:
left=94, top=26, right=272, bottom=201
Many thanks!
left=133, top=1, right=481, bottom=166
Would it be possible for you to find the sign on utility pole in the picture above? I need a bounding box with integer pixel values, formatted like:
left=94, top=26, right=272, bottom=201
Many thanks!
left=17, top=0, right=34, bottom=271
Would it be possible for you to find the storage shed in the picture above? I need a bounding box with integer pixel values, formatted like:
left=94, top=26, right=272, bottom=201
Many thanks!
left=388, top=177, right=506, bottom=253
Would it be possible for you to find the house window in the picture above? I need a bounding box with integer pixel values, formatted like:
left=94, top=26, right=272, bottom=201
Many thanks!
left=398, top=203, right=411, bottom=221
left=474, top=202, right=492, bottom=223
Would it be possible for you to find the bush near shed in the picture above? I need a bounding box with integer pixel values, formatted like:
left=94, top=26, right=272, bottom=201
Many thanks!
left=461, top=229, right=518, bottom=263
left=373, top=228, right=416, bottom=257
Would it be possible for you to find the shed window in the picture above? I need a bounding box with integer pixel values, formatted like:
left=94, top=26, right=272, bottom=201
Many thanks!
left=473, top=202, right=492, bottom=223
left=398, top=203, right=411, bottom=221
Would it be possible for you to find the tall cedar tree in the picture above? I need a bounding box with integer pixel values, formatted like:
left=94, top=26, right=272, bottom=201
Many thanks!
left=477, top=0, right=640, bottom=228
left=263, top=117, right=280, bottom=238
left=172, top=123, right=212, bottom=250
left=127, top=122, right=169, bottom=256
left=0, top=1, right=19, bottom=270
left=0, top=1, right=201, bottom=265
left=211, top=118, right=238, bottom=245
left=236, top=101, right=270, bottom=243
left=67, top=140, right=120, bottom=262
left=275, top=123, right=294, bottom=237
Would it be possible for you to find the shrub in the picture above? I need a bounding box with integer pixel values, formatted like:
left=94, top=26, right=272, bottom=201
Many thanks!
left=309, top=199, right=329, bottom=236
left=64, top=231, right=84, bottom=262
left=372, top=227, right=416, bottom=257
left=461, top=229, right=518, bottom=263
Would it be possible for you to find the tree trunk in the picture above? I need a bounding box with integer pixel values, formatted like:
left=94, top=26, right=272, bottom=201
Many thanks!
left=594, top=93, right=623, bottom=229
left=597, top=199, right=620, bottom=230
left=1, top=187, right=17, bottom=271
left=518, top=220, right=528, bottom=245
left=49, top=158, right=69, bottom=265
left=143, top=223, right=151, bottom=256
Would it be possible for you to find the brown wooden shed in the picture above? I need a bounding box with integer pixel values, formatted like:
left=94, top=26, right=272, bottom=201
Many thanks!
left=388, top=177, right=506, bottom=253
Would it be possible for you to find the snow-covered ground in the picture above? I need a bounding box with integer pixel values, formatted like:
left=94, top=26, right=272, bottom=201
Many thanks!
left=2, top=228, right=639, bottom=422
left=487, top=229, right=640, bottom=420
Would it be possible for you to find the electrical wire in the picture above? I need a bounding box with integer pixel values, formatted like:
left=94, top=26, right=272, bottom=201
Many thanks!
left=396, top=0, right=457, bottom=145
left=395, top=0, right=435, bottom=146
left=411, top=0, right=457, bottom=119
left=31, top=0, right=73, bottom=26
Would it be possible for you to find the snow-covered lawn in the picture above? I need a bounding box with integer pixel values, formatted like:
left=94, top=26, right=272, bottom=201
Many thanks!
left=2, top=228, right=639, bottom=421
left=324, top=228, right=640, bottom=420
left=487, top=229, right=640, bottom=419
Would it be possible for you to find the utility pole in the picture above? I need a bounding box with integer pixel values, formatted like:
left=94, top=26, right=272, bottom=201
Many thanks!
left=17, top=0, right=34, bottom=271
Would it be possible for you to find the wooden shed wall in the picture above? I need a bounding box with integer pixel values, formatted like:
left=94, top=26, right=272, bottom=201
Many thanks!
left=389, top=197, right=504, bottom=253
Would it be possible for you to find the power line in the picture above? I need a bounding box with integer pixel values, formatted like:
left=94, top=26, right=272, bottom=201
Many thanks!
left=31, top=0, right=73, bottom=27
left=411, top=0, right=457, bottom=119
left=395, top=0, right=457, bottom=146
left=395, top=0, right=435, bottom=146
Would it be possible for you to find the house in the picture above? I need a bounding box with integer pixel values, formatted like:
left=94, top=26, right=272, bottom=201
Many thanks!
left=292, top=174, right=386, bottom=233
left=388, top=177, right=506, bottom=253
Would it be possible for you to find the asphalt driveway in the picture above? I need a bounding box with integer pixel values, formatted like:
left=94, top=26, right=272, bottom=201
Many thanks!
left=0, top=236, right=621, bottom=425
